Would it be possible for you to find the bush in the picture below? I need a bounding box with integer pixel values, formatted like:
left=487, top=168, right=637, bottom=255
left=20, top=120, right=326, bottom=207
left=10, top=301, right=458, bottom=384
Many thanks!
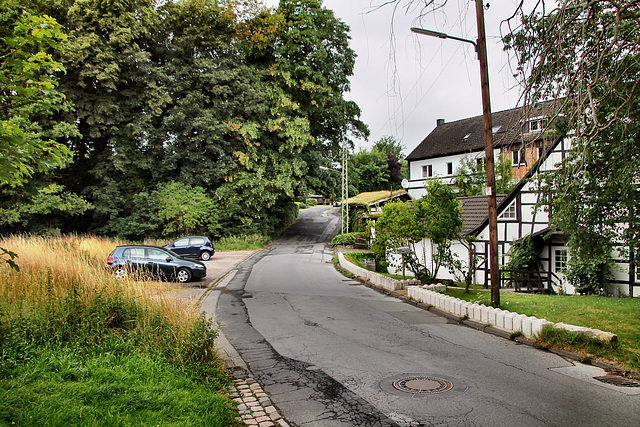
left=305, top=198, right=318, bottom=206
left=330, top=232, right=367, bottom=247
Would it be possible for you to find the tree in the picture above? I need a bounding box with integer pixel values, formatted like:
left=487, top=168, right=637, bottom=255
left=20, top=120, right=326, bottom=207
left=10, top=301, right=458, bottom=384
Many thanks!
left=273, top=0, right=368, bottom=184
left=372, top=180, right=462, bottom=282
left=51, top=0, right=169, bottom=233
left=503, top=0, right=640, bottom=293
left=373, top=135, right=405, bottom=160
left=373, top=135, right=406, bottom=189
left=155, top=182, right=219, bottom=237
left=350, top=149, right=390, bottom=194
left=0, top=12, right=75, bottom=187
left=0, top=183, right=93, bottom=235
left=454, top=153, right=514, bottom=196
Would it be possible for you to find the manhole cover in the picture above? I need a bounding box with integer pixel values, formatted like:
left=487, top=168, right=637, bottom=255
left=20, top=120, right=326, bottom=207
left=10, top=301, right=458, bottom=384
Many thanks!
left=594, top=374, right=640, bottom=387
left=379, top=373, right=468, bottom=399
left=392, top=376, right=453, bottom=394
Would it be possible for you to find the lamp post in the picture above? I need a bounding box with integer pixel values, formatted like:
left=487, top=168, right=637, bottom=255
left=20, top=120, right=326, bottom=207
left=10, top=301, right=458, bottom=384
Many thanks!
left=411, top=1, right=500, bottom=307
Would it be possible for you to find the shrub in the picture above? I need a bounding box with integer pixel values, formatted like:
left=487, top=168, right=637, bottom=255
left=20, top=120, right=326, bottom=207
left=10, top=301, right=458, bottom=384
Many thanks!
left=330, top=232, right=367, bottom=247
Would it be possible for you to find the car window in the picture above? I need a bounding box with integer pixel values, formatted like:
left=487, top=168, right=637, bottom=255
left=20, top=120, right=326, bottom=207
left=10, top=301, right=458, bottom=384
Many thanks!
left=174, top=238, right=189, bottom=247
left=123, top=247, right=145, bottom=259
left=190, top=237, right=205, bottom=245
left=147, top=248, right=169, bottom=261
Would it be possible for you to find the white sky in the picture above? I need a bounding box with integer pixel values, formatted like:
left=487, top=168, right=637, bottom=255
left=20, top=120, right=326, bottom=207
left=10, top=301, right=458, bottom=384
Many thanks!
left=266, top=0, right=527, bottom=157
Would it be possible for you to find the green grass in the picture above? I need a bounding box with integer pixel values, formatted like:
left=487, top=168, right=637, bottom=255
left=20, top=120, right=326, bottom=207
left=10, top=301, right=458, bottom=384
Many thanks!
left=0, top=235, right=240, bottom=426
left=215, top=234, right=271, bottom=251
left=444, top=288, right=640, bottom=371
left=0, top=349, right=237, bottom=426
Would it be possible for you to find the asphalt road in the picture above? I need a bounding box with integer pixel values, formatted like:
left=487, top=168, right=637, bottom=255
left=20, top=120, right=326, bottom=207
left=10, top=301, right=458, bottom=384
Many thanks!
left=214, top=206, right=640, bottom=427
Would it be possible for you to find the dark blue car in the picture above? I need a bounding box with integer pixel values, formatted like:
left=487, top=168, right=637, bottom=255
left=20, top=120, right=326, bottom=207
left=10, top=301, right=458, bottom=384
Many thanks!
left=106, top=245, right=206, bottom=283
left=164, top=236, right=215, bottom=260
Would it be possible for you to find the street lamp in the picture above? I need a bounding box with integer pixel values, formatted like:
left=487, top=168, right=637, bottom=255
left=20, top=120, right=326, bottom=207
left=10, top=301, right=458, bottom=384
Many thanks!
left=411, top=1, right=500, bottom=307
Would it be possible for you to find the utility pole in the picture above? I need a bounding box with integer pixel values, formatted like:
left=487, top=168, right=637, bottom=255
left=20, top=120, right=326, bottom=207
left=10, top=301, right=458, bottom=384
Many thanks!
left=411, top=0, right=500, bottom=307
left=474, top=0, right=500, bottom=307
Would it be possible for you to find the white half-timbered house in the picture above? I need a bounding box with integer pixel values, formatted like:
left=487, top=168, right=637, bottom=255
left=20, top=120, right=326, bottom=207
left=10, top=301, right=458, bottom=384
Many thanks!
left=392, top=133, right=640, bottom=297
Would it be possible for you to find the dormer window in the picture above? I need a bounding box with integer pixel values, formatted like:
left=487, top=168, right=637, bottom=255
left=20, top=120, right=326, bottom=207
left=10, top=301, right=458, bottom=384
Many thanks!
left=522, top=116, right=547, bottom=134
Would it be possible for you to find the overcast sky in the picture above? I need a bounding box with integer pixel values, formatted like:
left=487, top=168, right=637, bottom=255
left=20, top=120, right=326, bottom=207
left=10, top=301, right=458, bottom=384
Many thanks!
left=267, top=0, right=527, bottom=157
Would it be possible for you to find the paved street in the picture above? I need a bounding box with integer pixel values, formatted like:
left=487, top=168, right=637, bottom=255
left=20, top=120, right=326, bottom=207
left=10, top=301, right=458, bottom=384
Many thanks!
left=211, top=206, right=640, bottom=426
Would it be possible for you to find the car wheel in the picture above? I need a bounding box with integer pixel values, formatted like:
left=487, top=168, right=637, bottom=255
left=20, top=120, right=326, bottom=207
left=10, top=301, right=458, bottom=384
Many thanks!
left=200, top=251, right=211, bottom=261
left=176, top=268, right=192, bottom=283
left=114, top=267, right=127, bottom=279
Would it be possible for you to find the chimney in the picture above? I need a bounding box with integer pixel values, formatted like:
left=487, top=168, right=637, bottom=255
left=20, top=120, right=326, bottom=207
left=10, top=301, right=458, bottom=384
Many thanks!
left=436, top=118, right=445, bottom=127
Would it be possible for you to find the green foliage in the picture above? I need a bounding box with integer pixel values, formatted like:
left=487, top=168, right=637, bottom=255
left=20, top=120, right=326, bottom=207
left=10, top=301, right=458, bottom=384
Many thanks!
left=350, top=149, right=391, bottom=194
left=0, top=183, right=92, bottom=235
left=3, top=0, right=364, bottom=240
left=372, top=180, right=463, bottom=283
left=505, top=1, right=640, bottom=294
left=372, top=135, right=405, bottom=160
left=330, top=231, right=368, bottom=248
left=505, top=234, right=538, bottom=271
left=0, top=12, right=75, bottom=187
left=454, top=154, right=514, bottom=196
left=0, top=297, right=237, bottom=425
left=155, top=182, right=219, bottom=237
left=0, top=247, right=19, bottom=271
left=372, top=136, right=405, bottom=189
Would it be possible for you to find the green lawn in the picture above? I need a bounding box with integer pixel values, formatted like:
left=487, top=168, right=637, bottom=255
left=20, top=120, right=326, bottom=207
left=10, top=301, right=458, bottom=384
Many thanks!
left=444, top=288, right=640, bottom=371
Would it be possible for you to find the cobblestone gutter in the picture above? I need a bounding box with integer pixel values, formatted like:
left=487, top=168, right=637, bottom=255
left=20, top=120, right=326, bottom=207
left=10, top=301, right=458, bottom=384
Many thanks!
left=231, top=378, right=289, bottom=427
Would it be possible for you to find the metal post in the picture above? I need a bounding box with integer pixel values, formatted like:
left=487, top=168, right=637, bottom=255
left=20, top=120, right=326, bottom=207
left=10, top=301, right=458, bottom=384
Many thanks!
left=474, top=0, right=500, bottom=307
left=341, top=143, right=349, bottom=234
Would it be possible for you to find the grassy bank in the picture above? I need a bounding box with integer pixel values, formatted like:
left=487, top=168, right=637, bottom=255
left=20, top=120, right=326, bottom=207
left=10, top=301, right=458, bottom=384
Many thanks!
left=215, top=234, right=271, bottom=252
left=0, top=235, right=239, bottom=426
left=444, top=288, right=640, bottom=372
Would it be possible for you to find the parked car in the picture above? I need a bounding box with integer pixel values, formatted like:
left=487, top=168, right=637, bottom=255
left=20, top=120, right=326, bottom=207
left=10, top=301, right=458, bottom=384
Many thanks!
left=106, top=245, right=206, bottom=283
left=164, top=236, right=215, bottom=260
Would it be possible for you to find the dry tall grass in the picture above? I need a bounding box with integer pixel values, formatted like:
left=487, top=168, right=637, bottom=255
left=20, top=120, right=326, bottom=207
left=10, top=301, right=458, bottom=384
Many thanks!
left=0, top=235, right=199, bottom=330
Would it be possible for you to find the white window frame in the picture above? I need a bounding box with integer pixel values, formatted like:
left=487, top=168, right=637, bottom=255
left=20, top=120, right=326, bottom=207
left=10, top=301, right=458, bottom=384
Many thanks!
left=498, top=201, right=517, bottom=220
left=554, top=249, right=568, bottom=273
left=422, top=164, right=433, bottom=178
left=512, top=147, right=526, bottom=166
left=446, top=162, right=453, bottom=176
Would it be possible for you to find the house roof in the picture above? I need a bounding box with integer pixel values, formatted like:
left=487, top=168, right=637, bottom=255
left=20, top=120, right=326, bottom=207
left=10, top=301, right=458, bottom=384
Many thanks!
left=347, top=190, right=409, bottom=206
left=406, top=99, right=564, bottom=161
left=459, top=195, right=507, bottom=236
